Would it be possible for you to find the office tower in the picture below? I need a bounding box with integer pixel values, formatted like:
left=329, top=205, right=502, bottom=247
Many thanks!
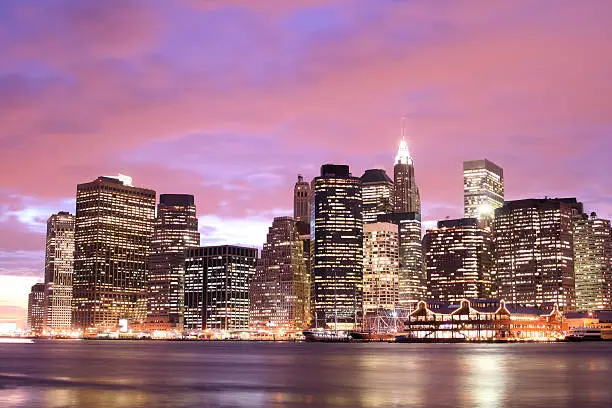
left=147, top=194, right=200, bottom=330
left=184, top=245, right=257, bottom=330
left=493, top=198, right=582, bottom=310
left=27, top=283, right=46, bottom=332
left=361, top=169, right=394, bottom=224
left=43, top=212, right=75, bottom=330
left=312, top=164, right=363, bottom=329
left=393, top=129, right=421, bottom=215
left=378, top=212, right=425, bottom=306
left=72, top=175, right=155, bottom=329
left=294, top=174, right=311, bottom=223
left=363, top=222, right=399, bottom=314
left=424, top=218, right=493, bottom=302
left=250, top=217, right=309, bottom=331
left=463, top=159, right=504, bottom=219
left=573, top=213, right=612, bottom=311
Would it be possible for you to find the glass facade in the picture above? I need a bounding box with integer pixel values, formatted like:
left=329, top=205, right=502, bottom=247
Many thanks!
left=493, top=198, right=581, bottom=310
left=43, top=212, right=75, bottom=330
left=424, top=218, right=493, bottom=303
left=360, top=169, right=393, bottom=224
left=573, top=213, right=612, bottom=311
left=250, top=217, right=309, bottom=331
left=72, top=176, right=155, bottom=329
left=313, top=164, right=363, bottom=330
left=147, top=194, right=200, bottom=330
left=27, top=283, right=46, bottom=332
left=463, top=159, right=504, bottom=219
left=184, top=245, right=257, bottom=330
left=363, top=222, right=399, bottom=313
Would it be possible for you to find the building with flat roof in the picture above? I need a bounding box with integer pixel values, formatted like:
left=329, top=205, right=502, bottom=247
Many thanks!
left=463, top=159, right=504, bottom=220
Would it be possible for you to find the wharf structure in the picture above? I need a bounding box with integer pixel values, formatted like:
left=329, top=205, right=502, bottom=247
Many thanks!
left=400, top=299, right=564, bottom=341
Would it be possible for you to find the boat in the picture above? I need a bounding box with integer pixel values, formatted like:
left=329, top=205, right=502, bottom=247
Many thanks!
left=565, top=327, right=602, bottom=341
left=302, top=329, right=352, bottom=342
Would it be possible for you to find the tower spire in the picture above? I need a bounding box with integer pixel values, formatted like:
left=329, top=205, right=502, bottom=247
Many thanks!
left=395, top=117, right=413, bottom=165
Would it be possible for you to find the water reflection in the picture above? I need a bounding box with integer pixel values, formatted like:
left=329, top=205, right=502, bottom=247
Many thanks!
left=1, top=341, right=612, bottom=407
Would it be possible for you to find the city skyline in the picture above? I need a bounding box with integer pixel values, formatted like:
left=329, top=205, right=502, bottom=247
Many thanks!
left=2, top=1, right=612, bottom=327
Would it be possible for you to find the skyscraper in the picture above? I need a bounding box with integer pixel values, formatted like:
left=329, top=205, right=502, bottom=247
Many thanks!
left=424, top=218, right=493, bottom=302
left=573, top=212, right=612, bottom=311
left=184, top=245, right=257, bottom=330
left=493, top=198, right=582, bottom=310
left=360, top=169, right=394, bottom=224
left=43, top=211, right=75, bottom=330
left=463, top=159, right=504, bottom=219
left=393, top=128, right=421, bottom=215
left=378, top=212, right=425, bottom=306
left=147, top=194, right=200, bottom=330
left=312, top=164, right=363, bottom=329
left=294, top=174, right=311, bottom=224
left=27, top=283, right=45, bottom=332
left=363, top=222, right=399, bottom=314
left=72, top=175, right=155, bottom=329
left=250, top=217, right=309, bottom=331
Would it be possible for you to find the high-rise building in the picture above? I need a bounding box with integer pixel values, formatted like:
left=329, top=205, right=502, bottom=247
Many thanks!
left=378, top=212, right=425, bottom=307
left=72, top=175, right=155, bottom=329
left=363, top=222, right=399, bottom=314
left=27, top=283, right=45, bottom=332
left=493, top=198, right=582, bottom=310
left=573, top=212, right=612, bottom=311
left=393, top=131, right=421, bottom=215
left=463, top=159, right=504, bottom=219
left=424, top=218, right=493, bottom=302
left=250, top=217, right=309, bottom=331
left=147, top=194, right=200, bottom=330
left=294, top=174, right=311, bottom=224
left=43, top=211, right=75, bottom=330
left=312, top=164, right=363, bottom=329
left=184, top=245, right=257, bottom=330
left=361, top=169, right=394, bottom=224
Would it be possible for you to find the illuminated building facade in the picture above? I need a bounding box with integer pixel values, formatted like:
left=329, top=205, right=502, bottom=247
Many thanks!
left=363, top=222, right=399, bottom=313
left=72, top=175, right=155, bottom=329
left=27, top=283, right=46, bottom=332
left=401, top=299, right=564, bottom=341
left=43, top=211, right=75, bottom=330
left=393, top=133, right=421, bottom=215
left=424, top=218, right=493, bottom=302
left=147, top=194, right=200, bottom=330
left=378, top=212, right=425, bottom=307
left=573, top=213, right=612, bottom=311
left=493, top=198, right=582, bottom=310
left=313, top=164, right=363, bottom=329
left=360, top=169, right=393, bottom=224
left=250, top=217, right=309, bottom=331
left=463, top=159, right=504, bottom=219
left=184, top=245, right=257, bottom=330
left=294, top=174, right=311, bottom=223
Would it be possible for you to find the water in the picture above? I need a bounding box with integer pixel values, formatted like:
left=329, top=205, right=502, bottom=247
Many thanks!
left=1, top=340, right=611, bottom=407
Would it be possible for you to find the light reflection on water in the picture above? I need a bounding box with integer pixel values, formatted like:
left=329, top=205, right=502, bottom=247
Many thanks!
left=1, top=341, right=611, bottom=407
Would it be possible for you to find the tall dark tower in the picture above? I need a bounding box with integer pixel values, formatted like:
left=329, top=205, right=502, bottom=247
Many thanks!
left=393, top=121, right=421, bottom=215
left=293, top=174, right=311, bottom=223
left=147, top=194, right=200, bottom=330
left=312, top=164, right=363, bottom=330
left=72, top=175, right=155, bottom=329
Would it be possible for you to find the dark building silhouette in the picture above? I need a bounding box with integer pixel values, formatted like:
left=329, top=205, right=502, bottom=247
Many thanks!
left=184, top=245, right=257, bottom=330
left=424, top=218, right=493, bottom=302
left=493, top=198, right=582, bottom=310
left=312, top=164, right=363, bottom=329
left=293, top=174, right=311, bottom=224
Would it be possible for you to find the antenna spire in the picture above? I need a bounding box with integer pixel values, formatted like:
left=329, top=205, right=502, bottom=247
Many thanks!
left=401, top=116, right=406, bottom=140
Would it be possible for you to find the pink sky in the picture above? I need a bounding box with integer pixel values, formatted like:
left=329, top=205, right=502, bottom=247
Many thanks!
left=1, top=0, right=612, bottom=327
